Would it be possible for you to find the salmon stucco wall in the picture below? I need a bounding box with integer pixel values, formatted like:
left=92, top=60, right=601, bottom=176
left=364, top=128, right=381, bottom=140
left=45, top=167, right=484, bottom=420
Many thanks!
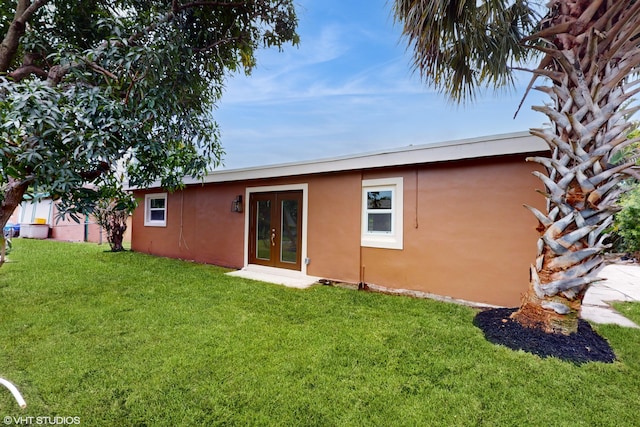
left=304, top=172, right=362, bottom=284
left=131, top=183, right=246, bottom=267
left=50, top=215, right=104, bottom=243
left=131, top=153, right=545, bottom=307
left=14, top=201, right=129, bottom=244
left=49, top=206, right=131, bottom=244
left=358, top=156, right=545, bottom=307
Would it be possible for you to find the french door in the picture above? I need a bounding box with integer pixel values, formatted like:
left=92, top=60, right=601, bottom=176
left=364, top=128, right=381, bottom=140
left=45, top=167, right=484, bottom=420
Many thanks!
left=249, top=191, right=303, bottom=271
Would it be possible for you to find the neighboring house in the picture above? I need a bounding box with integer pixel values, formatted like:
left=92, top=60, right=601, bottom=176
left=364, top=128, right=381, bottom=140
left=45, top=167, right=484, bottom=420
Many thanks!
left=5, top=207, right=21, bottom=232
left=130, top=132, right=548, bottom=307
left=12, top=196, right=131, bottom=243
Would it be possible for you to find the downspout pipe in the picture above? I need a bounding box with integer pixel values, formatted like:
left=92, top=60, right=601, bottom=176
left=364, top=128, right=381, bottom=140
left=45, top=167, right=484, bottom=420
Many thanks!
left=358, top=171, right=367, bottom=290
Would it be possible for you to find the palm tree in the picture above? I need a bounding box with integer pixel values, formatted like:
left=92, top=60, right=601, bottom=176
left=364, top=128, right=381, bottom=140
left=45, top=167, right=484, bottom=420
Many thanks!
left=394, top=0, right=640, bottom=334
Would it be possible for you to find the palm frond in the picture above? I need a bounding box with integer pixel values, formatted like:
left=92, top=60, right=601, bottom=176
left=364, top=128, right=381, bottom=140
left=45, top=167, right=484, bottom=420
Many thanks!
left=393, top=0, right=539, bottom=103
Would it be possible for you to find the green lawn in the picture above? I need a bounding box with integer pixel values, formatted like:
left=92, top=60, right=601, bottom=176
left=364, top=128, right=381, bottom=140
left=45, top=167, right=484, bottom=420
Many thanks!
left=1, top=239, right=639, bottom=426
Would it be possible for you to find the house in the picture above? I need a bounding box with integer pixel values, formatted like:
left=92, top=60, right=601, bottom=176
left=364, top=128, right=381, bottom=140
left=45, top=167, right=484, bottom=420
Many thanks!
left=130, top=132, right=548, bottom=307
left=11, top=196, right=131, bottom=244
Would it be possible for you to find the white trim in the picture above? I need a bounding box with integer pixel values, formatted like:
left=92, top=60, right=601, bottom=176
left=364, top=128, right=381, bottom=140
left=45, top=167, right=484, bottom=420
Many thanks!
left=132, top=132, right=547, bottom=190
left=361, top=177, right=403, bottom=250
left=243, top=183, right=309, bottom=275
left=144, top=193, right=167, bottom=227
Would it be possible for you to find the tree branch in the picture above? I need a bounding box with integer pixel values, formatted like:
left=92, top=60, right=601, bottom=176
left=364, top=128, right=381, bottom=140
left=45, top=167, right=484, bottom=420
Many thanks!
left=8, top=64, right=48, bottom=81
left=175, top=1, right=247, bottom=12
left=79, top=161, right=110, bottom=181
left=46, top=64, right=71, bottom=86
left=17, top=0, right=50, bottom=22
left=85, top=61, right=118, bottom=81
left=0, top=0, right=51, bottom=72
left=193, top=36, right=243, bottom=53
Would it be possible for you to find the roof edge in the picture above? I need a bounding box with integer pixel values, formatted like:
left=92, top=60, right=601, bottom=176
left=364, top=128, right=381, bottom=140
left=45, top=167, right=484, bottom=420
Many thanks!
left=135, top=131, right=547, bottom=189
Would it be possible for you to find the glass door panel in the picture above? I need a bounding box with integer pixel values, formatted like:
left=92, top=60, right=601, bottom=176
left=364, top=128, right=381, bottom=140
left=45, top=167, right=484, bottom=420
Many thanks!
left=256, top=199, right=272, bottom=261
left=249, top=191, right=302, bottom=271
left=280, top=199, right=299, bottom=264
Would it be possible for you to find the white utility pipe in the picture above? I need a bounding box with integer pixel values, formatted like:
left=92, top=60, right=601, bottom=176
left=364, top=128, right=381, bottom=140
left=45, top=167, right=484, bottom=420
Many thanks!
left=0, top=377, right=27, bottom=408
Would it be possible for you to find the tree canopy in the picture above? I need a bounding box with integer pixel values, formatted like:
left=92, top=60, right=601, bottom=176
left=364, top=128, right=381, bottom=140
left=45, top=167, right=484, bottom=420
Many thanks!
left=0, top=0, right=298, bottom=225
left=393, top=0, right=540, bottom=103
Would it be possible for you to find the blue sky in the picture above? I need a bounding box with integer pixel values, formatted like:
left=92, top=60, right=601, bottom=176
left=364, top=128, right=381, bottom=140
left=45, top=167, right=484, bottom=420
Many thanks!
left=214, top=0, right=548, bottom=169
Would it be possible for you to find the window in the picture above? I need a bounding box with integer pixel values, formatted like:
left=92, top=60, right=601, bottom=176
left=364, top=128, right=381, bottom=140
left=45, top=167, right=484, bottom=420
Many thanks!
left=361, top=178, right=403, bottom=249
left=144, top=193, right=167, bottom=227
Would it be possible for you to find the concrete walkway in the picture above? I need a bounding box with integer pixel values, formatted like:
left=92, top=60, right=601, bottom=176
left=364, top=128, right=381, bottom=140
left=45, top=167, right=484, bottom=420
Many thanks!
left=226, top=264, right=319, bottom=289
left=581, top=263, right=640, bottom=328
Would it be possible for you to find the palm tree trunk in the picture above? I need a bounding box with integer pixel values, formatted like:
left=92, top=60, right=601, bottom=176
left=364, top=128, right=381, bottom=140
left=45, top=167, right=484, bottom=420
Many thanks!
left=511, top=129, right=632, bottom=334
left=510, top=2, right=640, bottom=332
left=391, top=0, right=640, bottom=335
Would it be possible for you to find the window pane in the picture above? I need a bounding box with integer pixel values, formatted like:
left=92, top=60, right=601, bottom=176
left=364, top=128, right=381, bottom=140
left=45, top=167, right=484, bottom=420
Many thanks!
left=150, top=210, right=165, bottom=221
left=150, top=198, right=165, bottom=209
left=367, top=191, right=392, bottom=209
left=368, top=213, right=392, bottom=233
left=361, top=178, right=403, bottom=249
left=144, top=193, right=168, bottom=227
left=256, top=200, right=271, bottom=260
left=280, top=199, right=298, bottom=263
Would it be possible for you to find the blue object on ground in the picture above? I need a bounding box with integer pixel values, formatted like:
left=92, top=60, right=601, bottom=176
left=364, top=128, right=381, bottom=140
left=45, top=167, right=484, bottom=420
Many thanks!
left=3, top=223, right=20, bottom=237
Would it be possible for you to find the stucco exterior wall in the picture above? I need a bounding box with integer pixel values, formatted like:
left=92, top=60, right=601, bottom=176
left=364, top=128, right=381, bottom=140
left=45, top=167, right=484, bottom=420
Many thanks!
left=49, top=213, right=131, bottom=244
left=358, top=157, right=544, bottom=307
left=132, top=182, right=247, bottom=267
left=131, top=153, right=545, bottom=307
left=305, top=172, right=362, bottom=284
left=50, top=215, right=104, bottom=243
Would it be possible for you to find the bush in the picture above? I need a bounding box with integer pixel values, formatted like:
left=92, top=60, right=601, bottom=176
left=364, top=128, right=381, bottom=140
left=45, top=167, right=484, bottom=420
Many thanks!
left=615, top=184, right=640, bottom=256
left=92, top=197, right=134, bottom=252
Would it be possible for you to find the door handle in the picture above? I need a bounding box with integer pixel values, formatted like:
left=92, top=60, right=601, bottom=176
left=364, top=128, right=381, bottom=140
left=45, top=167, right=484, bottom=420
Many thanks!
left=271, top=229, right=276, bottom=246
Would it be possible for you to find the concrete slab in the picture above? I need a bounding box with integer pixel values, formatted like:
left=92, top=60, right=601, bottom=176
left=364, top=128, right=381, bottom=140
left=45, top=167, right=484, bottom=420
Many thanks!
left=581, top=263, right=640, bottom=328
left=226, top=265, right=320, bottom=289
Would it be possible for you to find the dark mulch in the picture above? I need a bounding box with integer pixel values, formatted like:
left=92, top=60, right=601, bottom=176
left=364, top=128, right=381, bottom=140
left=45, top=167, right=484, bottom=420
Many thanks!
left=473, top=307, right=616, bottom=364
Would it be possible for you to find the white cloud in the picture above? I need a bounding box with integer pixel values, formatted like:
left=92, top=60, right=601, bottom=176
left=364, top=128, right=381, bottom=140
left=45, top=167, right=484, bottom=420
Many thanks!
left=213, top=0, right=548, bottom=169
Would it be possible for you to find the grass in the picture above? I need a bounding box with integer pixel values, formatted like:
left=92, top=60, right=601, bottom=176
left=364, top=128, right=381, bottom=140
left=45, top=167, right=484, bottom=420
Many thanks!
left=613, top=301, right=640, bottom=325
left=1, top=239, right=640, bottom=426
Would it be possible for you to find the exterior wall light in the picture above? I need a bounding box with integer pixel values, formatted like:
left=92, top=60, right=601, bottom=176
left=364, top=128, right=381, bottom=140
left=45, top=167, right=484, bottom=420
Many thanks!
left=231, top=195, right=243, bottom=213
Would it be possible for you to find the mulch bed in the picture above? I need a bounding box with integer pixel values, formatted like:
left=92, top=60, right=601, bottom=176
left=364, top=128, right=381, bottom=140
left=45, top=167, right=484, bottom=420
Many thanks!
left=473, top=307, right=616, bottom=364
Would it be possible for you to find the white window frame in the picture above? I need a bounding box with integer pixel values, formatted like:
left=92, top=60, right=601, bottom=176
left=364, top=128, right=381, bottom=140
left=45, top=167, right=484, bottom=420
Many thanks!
left=144, top=193, right=167, bottom=227
left=361, top=177, right=403, bottom=250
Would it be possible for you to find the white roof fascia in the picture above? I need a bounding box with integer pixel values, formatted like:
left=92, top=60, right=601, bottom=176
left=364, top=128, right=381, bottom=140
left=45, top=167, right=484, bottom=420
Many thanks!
left=141, top=131, right=547, bottom=189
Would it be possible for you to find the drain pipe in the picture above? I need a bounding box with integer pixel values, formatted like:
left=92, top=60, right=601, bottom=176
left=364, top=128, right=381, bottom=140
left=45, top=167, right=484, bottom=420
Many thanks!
left=358, top=171, right=368, bottom=290
left=0, top=378, right=27, bottom=408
